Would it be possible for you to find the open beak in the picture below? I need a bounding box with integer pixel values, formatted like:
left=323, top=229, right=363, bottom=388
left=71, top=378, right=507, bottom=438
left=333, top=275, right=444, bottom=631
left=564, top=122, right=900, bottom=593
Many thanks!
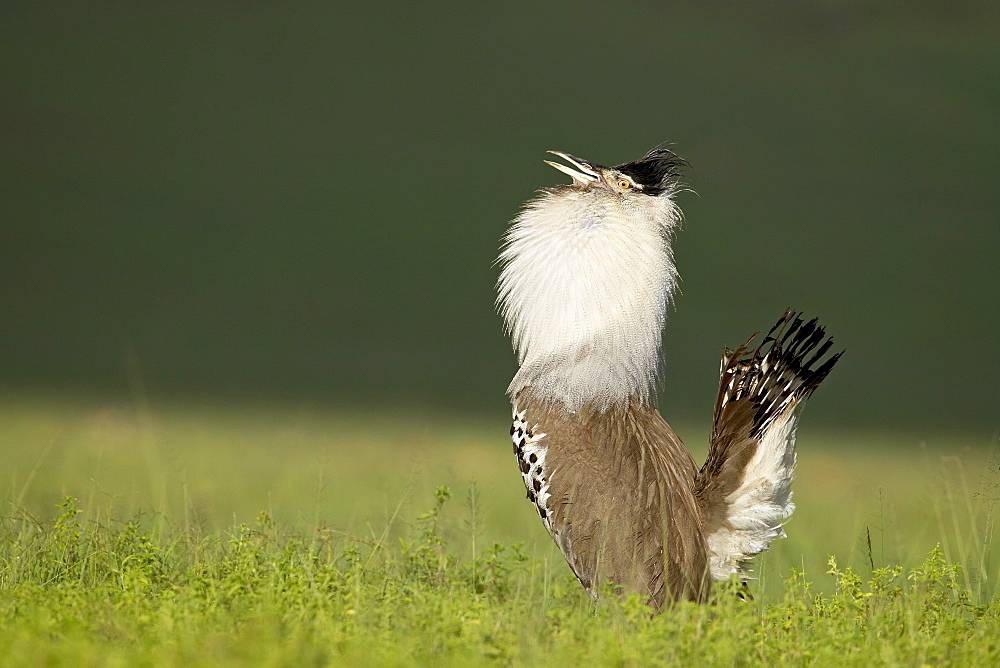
left=544, top=151, right=600, bottom=185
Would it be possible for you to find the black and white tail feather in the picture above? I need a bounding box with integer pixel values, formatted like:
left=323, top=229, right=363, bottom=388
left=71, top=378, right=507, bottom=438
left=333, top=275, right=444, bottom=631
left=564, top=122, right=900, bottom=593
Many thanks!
left=697, top=310, right=843, bottom=581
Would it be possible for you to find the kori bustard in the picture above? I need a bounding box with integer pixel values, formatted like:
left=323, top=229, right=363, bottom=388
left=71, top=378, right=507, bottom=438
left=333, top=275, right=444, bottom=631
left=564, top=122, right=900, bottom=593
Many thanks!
left=496, top=148, right=841, bottom=608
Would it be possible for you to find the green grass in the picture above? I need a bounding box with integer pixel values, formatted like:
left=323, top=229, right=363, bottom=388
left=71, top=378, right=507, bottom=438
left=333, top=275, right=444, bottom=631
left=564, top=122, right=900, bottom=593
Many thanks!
left=2, top=394, right=999, bottom=664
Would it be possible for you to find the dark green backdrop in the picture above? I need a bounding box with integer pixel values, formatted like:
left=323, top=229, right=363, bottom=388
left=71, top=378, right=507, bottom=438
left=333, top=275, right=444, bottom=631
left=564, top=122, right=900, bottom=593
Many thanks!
left=2, top=2, right=997, bottom=431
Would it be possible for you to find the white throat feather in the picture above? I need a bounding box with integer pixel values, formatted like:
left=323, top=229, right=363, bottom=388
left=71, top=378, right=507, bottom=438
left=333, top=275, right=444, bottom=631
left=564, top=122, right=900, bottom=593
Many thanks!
left=496, top=186, right=683, bottom=411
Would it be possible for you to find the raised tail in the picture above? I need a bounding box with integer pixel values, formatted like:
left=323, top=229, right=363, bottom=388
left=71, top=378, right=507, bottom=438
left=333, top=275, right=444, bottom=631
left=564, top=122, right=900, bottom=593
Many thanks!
left=695, top=310, right=842, bottom=581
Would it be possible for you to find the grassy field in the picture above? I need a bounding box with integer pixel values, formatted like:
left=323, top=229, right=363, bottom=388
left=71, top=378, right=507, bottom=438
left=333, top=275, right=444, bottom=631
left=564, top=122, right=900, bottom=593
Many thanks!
left=2, top=394, right=999, bottom=664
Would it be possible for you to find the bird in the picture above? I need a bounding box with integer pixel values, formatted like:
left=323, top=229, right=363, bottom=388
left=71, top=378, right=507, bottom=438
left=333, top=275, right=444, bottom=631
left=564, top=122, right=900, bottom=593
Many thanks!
left=495, top=147, right=842, bottom=609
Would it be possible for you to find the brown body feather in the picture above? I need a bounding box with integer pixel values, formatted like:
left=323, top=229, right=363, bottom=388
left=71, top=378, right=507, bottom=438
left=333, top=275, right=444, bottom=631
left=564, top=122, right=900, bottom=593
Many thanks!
left=514, top=391, right=710, bottom=608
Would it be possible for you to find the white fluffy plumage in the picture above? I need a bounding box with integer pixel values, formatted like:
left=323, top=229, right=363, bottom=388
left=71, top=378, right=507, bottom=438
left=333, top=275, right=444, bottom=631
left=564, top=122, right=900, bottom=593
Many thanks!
left=496, top=186, right=683, bottom=411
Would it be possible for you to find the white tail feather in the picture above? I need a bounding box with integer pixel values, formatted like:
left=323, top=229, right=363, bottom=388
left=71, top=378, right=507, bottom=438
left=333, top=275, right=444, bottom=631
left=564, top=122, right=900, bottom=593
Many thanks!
left=707, top=409, right=800, bottom=580
left=700, top=312, right=842, bottom=582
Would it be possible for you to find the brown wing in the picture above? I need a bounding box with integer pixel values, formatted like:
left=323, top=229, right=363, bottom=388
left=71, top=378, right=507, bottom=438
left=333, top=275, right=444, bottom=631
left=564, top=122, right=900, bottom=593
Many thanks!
left=513, top=392, right=710, bottom=608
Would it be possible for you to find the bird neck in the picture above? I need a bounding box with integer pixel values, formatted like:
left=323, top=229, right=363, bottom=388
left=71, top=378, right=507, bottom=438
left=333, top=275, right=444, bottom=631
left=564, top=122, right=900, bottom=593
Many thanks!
left=497, top=189, right=681, bottom=412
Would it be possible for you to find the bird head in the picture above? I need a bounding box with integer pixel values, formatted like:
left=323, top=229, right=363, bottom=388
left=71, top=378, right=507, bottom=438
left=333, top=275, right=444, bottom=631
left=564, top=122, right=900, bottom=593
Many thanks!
left=544, top=148, right=687, bottom=199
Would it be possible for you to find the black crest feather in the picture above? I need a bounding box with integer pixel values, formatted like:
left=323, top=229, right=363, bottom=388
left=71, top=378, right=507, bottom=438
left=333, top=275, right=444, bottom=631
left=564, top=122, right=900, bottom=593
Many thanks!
left=615, top=148, right=687, bottom=196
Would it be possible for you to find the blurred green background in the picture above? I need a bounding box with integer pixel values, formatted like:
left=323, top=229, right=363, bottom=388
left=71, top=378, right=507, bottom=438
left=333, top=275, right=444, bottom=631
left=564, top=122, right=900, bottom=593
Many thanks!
left=2, top=2, right=997, bottom=434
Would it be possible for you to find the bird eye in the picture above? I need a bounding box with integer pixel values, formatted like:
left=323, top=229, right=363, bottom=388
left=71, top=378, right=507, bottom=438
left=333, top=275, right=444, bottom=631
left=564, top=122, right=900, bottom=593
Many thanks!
left=617, top=179, right=632, bottom=190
